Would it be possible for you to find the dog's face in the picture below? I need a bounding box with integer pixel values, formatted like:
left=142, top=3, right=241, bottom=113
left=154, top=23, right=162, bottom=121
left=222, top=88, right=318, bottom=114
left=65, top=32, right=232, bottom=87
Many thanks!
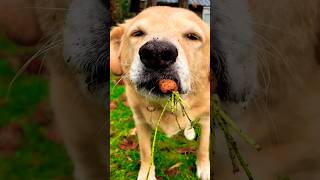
left=111, top=6, right=210, bottom=98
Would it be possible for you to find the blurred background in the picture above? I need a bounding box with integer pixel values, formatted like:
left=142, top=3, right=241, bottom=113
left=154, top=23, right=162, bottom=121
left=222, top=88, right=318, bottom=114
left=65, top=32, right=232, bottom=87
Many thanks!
left=110, top=0, right=210, bottom=26
left=0, top=1, right=72, bottom=180
left=0, top=17, right=73, bottom=180
left=110, top=0, right=210, bottom=179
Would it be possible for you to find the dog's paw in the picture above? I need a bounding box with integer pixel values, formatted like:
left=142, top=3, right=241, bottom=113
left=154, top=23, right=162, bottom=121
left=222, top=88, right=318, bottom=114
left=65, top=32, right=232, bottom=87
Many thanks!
left=137, top=165, right=156, bottom=180
left=196, top=160, right=210, bottom=180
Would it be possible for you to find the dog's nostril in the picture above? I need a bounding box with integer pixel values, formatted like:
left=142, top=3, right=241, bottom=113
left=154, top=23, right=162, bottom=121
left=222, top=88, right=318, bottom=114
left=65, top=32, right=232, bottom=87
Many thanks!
left=139, top=40, right=178, bottom=69
left=161, top=47, right=178, bottom=63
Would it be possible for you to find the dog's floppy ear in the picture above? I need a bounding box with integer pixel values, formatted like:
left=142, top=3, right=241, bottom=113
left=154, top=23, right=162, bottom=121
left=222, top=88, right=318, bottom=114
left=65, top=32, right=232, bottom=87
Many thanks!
left=110, top=25, right=125, bottom=76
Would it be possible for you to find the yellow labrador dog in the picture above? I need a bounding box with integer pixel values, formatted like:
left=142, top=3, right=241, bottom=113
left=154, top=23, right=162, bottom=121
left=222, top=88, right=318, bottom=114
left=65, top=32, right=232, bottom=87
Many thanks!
left=110, top=6, right=210, bottom=180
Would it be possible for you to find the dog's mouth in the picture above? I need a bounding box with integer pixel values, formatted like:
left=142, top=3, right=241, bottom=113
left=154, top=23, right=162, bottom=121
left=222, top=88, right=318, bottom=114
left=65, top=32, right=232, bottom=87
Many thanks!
left=134, top=69, right=183, bottom=98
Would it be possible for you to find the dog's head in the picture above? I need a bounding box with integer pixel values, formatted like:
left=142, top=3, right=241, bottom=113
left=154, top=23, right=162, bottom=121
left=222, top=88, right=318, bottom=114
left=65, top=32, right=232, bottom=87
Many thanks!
left=110, top=6, right=210, bottom=98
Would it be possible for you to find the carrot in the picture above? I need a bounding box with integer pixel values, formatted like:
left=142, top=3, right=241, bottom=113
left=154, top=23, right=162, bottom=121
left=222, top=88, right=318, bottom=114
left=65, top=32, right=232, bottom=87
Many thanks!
left=159, top=79, right=178, bottom=93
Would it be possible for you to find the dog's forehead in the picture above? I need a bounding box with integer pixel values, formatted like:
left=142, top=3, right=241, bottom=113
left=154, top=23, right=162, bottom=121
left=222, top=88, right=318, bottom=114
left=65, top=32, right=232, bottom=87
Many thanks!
left=132, top=7, right=200, bottom=26
left=126, top=7, right=207, bottom=36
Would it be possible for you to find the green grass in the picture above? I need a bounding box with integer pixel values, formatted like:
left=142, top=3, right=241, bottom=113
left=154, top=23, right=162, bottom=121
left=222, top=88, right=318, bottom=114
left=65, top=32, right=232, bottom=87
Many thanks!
left=0, top=36, right=73, bottom=179
left=110, top=79, right=200, bottom=180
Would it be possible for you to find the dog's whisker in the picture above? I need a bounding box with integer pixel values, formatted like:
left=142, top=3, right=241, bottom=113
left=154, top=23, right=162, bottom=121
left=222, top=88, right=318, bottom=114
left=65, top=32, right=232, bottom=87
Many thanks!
left=252, top=97, right=281, bottom=145
left=148, top=87, right=156, bottom=96
left=256, top=53, right=272, bottom=93
left=38, top=51, right=49, bottom=75
left=111, top=72, right=129, bottom=93
left=6, top=39, right=63, bottom=99
left=217, top=21, right=291, bottom=104
left=253, top=31, right=303, bottom=87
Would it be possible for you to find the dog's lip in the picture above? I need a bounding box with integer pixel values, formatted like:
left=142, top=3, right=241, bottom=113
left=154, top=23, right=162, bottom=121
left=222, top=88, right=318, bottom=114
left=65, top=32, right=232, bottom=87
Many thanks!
left=133, top=66, right=184, bottom=97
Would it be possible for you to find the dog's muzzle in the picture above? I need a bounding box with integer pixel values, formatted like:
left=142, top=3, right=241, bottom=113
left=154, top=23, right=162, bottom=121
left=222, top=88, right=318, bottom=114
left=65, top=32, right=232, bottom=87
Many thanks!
left=132, top=40, right=184, bottom=97
left=139, top=40, right=178, bottom=70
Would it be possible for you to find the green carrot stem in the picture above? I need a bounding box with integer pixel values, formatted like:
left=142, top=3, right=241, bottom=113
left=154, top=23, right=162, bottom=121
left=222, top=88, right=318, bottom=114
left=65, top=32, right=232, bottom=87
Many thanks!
left=216, top=116, right=239, bottom=173
left=174, top=114, right=183, bottom=131
left=213, top=94, right=261, bottom=151
left=217, top=115, right=254, bottom=179
left=171, top=93, right=175, bottom=113
left=179, top=102, right=193, bottom=124
left=173, top=91, right=190, bottom=109
left=230, top=136, right=254, bottom=180
left=219, top=109, right=261, bottom=151
left=146, top=99, right=170, bottom=180
left=210, top=117, right=216, bottom=177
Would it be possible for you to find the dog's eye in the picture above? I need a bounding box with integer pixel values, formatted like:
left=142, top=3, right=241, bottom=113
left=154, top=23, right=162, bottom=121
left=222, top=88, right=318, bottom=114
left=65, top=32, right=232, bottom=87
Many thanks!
left=185, top=33, right=201, bottom=41
left=131, top=30, right=145, bottom=37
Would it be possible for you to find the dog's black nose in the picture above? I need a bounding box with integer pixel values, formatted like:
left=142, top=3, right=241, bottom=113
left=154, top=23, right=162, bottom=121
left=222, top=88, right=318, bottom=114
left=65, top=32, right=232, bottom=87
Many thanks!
left=139, top=40, right=178, bottom=69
